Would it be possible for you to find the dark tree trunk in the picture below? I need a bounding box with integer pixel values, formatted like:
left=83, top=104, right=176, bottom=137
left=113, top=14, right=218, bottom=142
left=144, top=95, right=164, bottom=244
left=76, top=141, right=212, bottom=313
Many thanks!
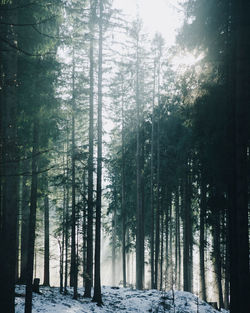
left=60, top=181, right=66, bottom=293
left=135, top=22, right=144, bottom=291
left=70, top=49, right=78, bottom=300
left=82, top=183, right=87, bottom=288
left=92, top=0, right=103, bottom=304
left=0, top=3, right=18, bottom=312
left=84, top=0, right=96, bottom=298
left=165, top=189, right=169, bottom=289
left=150, top=60, right=156, bottom=289
left=43, top=177, right=50, bottom=286
left=25, top=122, right=39, bottom=313
left=64, top=128, right=70, bottom=294
left=111, top=205, right=117, bottom=286
left=175, top=188, right=180, bottom=290
left=121, top=80, right=127, bottom=288
left=169, top=194, right=173, bottom=288
left=20, top=160, right=30, bottom=284
left=229, top=1, right=250, bottom=312
left=212, top=207, right=224, bottom=309
left=15, top=176, right=21, bottom=283
left=199, top=174, right=207, bottom=301
left=159, top=196, right=164, bottom=291
left=183, top=166, right=193, bottom=293
left=154, top=119, right=160, bottom=290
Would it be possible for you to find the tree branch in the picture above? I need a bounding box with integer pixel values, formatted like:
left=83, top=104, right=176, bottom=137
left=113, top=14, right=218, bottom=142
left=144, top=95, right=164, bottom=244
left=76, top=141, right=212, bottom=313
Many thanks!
left=0, top=15, right=58, bottom=27
left=0, top=36, right=56, bottom=57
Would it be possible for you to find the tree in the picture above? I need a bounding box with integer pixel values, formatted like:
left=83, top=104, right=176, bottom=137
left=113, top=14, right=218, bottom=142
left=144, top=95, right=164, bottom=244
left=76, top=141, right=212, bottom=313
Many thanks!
left=93, top=0, right=104, bottom=304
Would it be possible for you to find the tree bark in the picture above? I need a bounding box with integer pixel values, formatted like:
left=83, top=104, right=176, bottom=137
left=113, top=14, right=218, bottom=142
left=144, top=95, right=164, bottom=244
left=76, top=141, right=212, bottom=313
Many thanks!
left=135, top=22, right=144, bottom=290
left=229, top=1, right=250, bottom=312
left=0, top=3, right=19, bottom=312
left=70, top=48, right=78, bottom=300
left=64, top=127, right=70, bottom=294
left=121, top=78, right=127, bottom=288
left=43, top=176, right=50, bottom=286
left=199, top=174, right=207, bottom=301
left=19, top=160, right=30, bottom=284
left=84, top=0, right=96, bottom=298
left=92, top=0, right=103, bottom=304
left=25, top=122, right=39, bottom=313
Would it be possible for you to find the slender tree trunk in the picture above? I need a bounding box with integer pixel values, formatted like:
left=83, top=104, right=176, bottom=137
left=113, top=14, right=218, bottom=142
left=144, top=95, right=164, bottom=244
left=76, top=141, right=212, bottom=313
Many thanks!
left=82, top=174, right=87, bottom=288
left=169, top=194, right=173, bottom=289
left=212, top=209, right=224, bottom=309
left=154, top=119, right=160, bottom=289
left=159, top=197, right=164, bottom=291
left=92, top=0, right=103, bottom=304
left=15, top=175, right=21, bottom=282
left=43, top=176, right=50, bottom=286
left=20, top=160, right=30, bottom=284
left=150, top=60, right=156, bottom=289
left=121, top=79, right=127, bottom=288
left=199, top=174, right=207, bottom=301
left=64, top=128, right=70, bottom=294
left=183, top=166, right=193, bottom=293
left=175, top=188, right=180, bottom=289
left=60, top=178, right=66, bottom=293
left=135, top=22, right=144, bottom=291
left=165, top=190, right=169, bottom=289
left=223, top=208, right=229, bottom=309
left=25, top=122, right=39, bottom=313
left=178, top=184, right=182, bottom=290
left=70, top=49, right=78, bottom=299
left=84, top=0, right=96, bottom=298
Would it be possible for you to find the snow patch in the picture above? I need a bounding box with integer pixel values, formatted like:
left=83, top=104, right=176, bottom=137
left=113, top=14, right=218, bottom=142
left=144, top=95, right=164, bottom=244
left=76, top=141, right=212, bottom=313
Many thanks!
left=15, top=285, right=229, bottom=313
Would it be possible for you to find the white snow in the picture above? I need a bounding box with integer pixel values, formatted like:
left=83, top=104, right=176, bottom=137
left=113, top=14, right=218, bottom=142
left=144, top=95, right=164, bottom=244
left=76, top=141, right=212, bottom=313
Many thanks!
left=15, top=285, right=229, bottom=313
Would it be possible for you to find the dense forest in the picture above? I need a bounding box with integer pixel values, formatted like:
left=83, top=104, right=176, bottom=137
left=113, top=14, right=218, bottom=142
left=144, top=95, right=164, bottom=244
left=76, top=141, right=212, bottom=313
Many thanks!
left=0, top=0, right=249, bottom=313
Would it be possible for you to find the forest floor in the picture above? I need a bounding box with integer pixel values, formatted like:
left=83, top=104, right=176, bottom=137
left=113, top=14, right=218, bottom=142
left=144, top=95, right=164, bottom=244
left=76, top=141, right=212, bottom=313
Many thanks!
left=15, top=285, right=229, bottom=313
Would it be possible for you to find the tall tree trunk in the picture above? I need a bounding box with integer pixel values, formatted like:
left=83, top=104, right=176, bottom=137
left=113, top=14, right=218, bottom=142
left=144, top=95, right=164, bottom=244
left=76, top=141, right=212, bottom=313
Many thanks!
left=175, top=188, right=180, bottom=290
left=150, top=59, right=156, bottom=289
left=135, top=26, right=144, bottom=290
left=0, top=3, right=18, bottom=312
left=15, top=175, right=21, bottom=282
left=70, top=49, right=78, bottom=299
left=159, top=197, right=164, bottom=291
left=165, top=189, right=169, bottom=289
left=121, top=79, right=127, bottom=288
left=199, top=174, right=207, bottom=301
left=25, top=122, right=39, bottom=313
left=223, top=208, right=229, bottom=310
left=229, top=1, right=250, bottom=312
left=169, top=194, right=173, bottom=289
left=60, top=177, right=66, bottom=293
left=154, top=118, right=160, bottom=289
left=82, top=173, right=87, bottom=288
left=64, top=128, right=70, bottom=294
left=20, top=160, right=30, bottom=284
left=111, top=206, right=117, bottom=286
left=84, top=0, right=96, bottom=298
left=177, top=187, right=182, bottom=290
left=92, top=0, right=103, bottom=304
left=183, top=166, right=193, bottom=293
left=43, top=176, right=50, bottom=286
left=212, top=205, right=224, bottom=309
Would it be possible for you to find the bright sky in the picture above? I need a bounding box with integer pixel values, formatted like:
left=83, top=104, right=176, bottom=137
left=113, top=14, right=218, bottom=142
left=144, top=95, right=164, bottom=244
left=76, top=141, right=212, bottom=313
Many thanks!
left=113, top=0, right=185, bottom=45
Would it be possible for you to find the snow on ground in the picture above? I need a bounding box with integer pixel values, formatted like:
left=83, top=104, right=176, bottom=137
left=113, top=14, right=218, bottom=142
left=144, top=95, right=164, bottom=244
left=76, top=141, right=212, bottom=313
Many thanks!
left=15, top=285, right=229, bottom=313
